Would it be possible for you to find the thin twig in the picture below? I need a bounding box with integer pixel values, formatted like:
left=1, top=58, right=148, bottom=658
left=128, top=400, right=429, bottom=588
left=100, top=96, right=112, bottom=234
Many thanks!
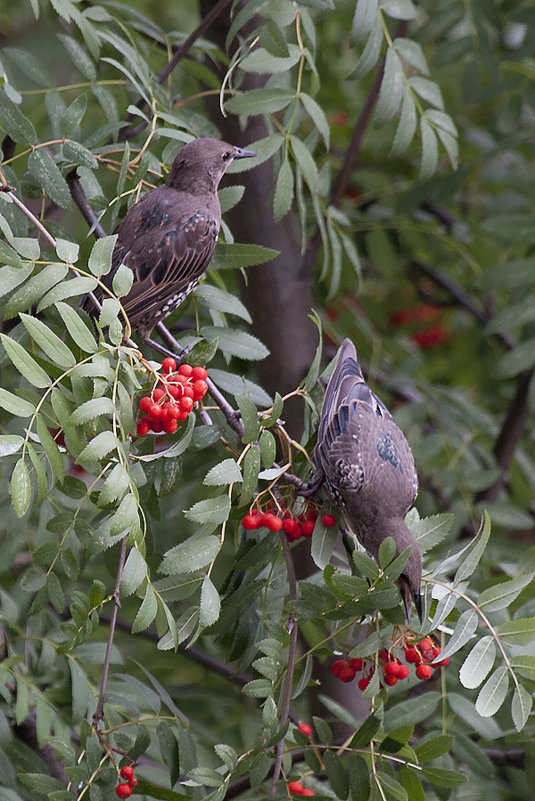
left=67, top=173, right=107, bottom=238
left=93, top=536, right=128, bottom=728
left=270, top=532, right=299, bottom=795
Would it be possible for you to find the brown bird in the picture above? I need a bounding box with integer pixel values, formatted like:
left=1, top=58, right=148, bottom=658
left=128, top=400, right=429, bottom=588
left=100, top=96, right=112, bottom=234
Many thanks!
left=312, top=339, right=422, bottom=621
left=84, top=137, right=256, bottom=347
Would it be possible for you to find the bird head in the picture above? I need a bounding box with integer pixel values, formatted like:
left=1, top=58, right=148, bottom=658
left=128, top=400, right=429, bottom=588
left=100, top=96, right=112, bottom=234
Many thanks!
left=166, top=138, right=257, bottom=193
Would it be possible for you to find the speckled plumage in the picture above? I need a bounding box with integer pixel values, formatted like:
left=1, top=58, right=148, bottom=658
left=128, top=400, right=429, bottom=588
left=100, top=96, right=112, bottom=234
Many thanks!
left=84, top=138, right=256, bottom=338
left=313, top=339, right=422, bottom=620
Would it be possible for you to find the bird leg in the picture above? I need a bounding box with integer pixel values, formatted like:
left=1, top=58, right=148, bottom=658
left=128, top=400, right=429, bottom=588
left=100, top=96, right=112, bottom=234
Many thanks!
left=297, top=469, right=325, bottom=498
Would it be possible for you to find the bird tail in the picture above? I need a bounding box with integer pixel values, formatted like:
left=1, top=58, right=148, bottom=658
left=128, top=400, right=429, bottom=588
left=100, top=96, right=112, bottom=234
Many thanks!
left=317, top=339, right=364, bottom=439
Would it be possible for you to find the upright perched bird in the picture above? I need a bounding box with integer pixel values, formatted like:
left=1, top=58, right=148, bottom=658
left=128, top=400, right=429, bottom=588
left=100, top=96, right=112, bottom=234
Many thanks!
left=313, top=339, right=422, bottom=621
left=84, top=138, right=256, bottom=341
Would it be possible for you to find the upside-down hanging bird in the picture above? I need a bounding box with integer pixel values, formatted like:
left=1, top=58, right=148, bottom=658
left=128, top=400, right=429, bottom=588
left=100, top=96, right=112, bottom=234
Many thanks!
left=312, top=339, right=422, bottom=621
left=83, top=138, right=256, bottom=345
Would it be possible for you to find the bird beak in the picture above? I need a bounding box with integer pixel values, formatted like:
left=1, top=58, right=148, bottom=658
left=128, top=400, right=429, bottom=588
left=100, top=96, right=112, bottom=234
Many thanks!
left=233, top=147, right=257, bottom=159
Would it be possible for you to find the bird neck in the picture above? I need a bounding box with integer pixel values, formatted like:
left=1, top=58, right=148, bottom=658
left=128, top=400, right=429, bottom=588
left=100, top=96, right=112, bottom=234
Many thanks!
left=166, top=161, right=221, bottom=197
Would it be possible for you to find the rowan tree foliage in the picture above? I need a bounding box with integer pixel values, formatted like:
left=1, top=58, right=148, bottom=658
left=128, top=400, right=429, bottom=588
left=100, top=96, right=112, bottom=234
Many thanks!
left=1, top=1, right=535, bottom=799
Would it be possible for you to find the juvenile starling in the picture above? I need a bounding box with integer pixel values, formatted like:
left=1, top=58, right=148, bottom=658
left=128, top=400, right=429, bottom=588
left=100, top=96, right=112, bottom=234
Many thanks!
left=313, top=339, right=422, bottom=621
left=84, top=138, right=256, bottom=341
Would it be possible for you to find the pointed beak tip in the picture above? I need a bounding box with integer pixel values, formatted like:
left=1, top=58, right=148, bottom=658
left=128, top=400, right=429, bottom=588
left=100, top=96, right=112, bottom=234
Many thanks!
left=414, top=593, right=423, bottom=624
left=235, top=148, right=257, bottom=159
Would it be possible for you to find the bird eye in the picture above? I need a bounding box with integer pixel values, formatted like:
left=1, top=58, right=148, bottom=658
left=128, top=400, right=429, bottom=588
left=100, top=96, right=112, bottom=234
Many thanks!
left=222, top=151, right=232, bottom=161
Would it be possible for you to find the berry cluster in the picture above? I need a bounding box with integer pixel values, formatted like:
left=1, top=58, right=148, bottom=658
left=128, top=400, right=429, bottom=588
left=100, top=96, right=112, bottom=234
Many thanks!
left=116, top=765, right=138, bottom=798
left=242, top=506, right=336, bottom=542
left=136, top=358, right=208, bottom=437
left=331, top=636, right=449, bottom=690
left=389, top=303, right=451, bottom=350
left=288, top=781, right=315, bottom=796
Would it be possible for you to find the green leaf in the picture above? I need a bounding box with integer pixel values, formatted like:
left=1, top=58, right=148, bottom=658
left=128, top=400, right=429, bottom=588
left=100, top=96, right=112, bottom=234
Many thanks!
left=0, top=434, right=24, bottom=456
left=58, top=33, right=97, bottom=80
left=400, top=766, right=425, bottom=801
left=27, top=442, right=47, bottom=504
left=3, top=263, right=68, bottom=319
left=477, top=574, right=533, bottom=612
left=76, top=431, right=120, bottom=464
left=323, top=750, right=349, bottom=800
left=459, top=635, right=495, bottom=689
left=201, top=326, right=269, bottom=361
left=184, top=495, right=231, bottom=525
left=132, top=584, right=158, bottom=633
left=259, top=429, right=276, bottom=468
left=352, top=0, right=378, bottom=42
left=0, top=89, right=36, bottom=143
left=1, top=333, right=51, bottom=388
left=410, top=76, right=444, bottom=109
left=354, top=16, right=382, bottom=78
left=377, top=772, right=407, bottom=801
left=70, top=397, right=116, bottom=425
left=110, top=492, right=139, bottom=537
left=63, top=140, right=98, bottom=168
left=204, top=458, right=242, bottom=486
left=28, top=148, right=71, bottom=208
left=290, top=135, right=318, bottom=192
left=200, top=576, right=220, bottom=627
left=209, top=369, right=272, bottom=407
left=454, top=511, right=491, bottom=584
left=18, top=774, right=65, bottom=794
left=241, top=44, right=301, bottom=73
left=236, top=393, right=261, bottom=443
left=273, top=155, right=294, bottom=222
left=36, top=414, right=64, bottom=482
left=395, top=37, right=428, bottom=74
left=475, top=666, right=509, bottom=717
left=10, top=457, right=31, bottom=518
left=437, top=608, right=477, bottom=661
left=390, top=89, right=416, bottom=156
left=511, top=684, right=532, bottom=732
left=224, top=87, right=295, bottom=116
left=414, top=734, right=454, bottom=762
left=498, top=617, right=535, bottom=645
left=347, top=754, right=370, bottom=801
left=193, top=284, right=252, bottom=322
left=56, top=238, right=79, bottom=264
left=381, top=0, right=417, bottom=20
left=19, top=312, right=75, bottom=368
left=88, top=235, right=118, bottom=277
left=112, top=263, right=134, bottom=297
left=239, top=447, right=261, bottom=506
left=37, top=276, right=98, bottom=310
left=55, top=301, right=98, bottom=352
left=0, top=388, right=35, bottom=417
left=301, top=92, right=330, bottom=147
left=383, top=692, right=440, bottom=730
left=0, top=263, right=34, bottom=297
left=420, top=767, right=467, bottom=788
left=159, top=536, right=221, bottom=575
left=120, top=547, right=148, bottom=596
left=376, top=47, right=404, bottom=125
left=419, top=118, right=438, bottom=178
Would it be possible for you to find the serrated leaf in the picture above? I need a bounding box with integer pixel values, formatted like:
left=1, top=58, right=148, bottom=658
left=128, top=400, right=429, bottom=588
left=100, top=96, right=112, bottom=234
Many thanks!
left=273, top=155, right=294, bottom=222
left=28, top=148, right=70, bottom=208
left=203, top=458, right=242, bottom=486
left=88, top=235, right=118, bottom=277
left=259, top=429, right=276, bottom=468
left=120, top=547, right=148, bottom=596
left=239, top=446, right=260, bottom=506
left=477, top=574, right=533, bottom=612
left=0, top=434, right=24, bottom=456
left=459, top=635, right=495, bottom=689
left=475, top=666, right=509, bottom=717
left=383, top=692, right=440, bottom=730
left=241, top=44, right=301, bottom=73
left=19, top=312, right=75, bottom=368
left=324, top=750, right=349, bottom=799
left=390, top=89, right=416, bottom=156
left=36, top=414, right=64, bottom=482
left=224, top=88, right=295, bottom=116
left=395, top=37, right=428, bottom=73
left=498, top=617, right=535, bottom=645
left=4, top=263, right=68, bottom=319
left=352, top=0, right=378, bottom=42
left=375, top=47, right=403, bottom=127
left=414, top=734, right=454, bottom=763
left=354, top=16, right=382, bottom=78
left=110, top=492, right=139, bottom=537
left=10, top=457, right=31, bottom=518
left=58, top=33, right=97, bottom=80
left=301, top=93, right=330, bottom=147
left=236, top=393, right=261, bottom=443
left=37, top=276, right=98, bottom=310
left=400, top=766, right=424, bottom=801
left=1, top=333, right=51, bottom=388
left=420, top=767, right=467, bottom=788
left=454, top=511, right=491, bottom=585
left=0, top=89, right=36, bottom=143
left=209, top=368, right=272, bottom=407
left=200, top=576, right=220, bottom=627
left=311, top=518, right=337, bottom=569
left=419, top=118, right=438, bottom=178
left=201, top=326, right=269, bottom=360
left=348, top=754, right=370, bottom=801
left=63, top=140, right=98, bottom=168
left=184, top=495, right=231, bottom=525
left=0, top=388, right=35, bottom=417
left=511, top=684, right=532, bottom=732
left=194, top=284, right=252, bottom=322
left=438, top=609, right=478, bottom=661
left=55, top=301, right=98, bottom=352
left=381, top=0, right=417, bottom=20
left=159, top=536, right=221, bottom=575
left=290, top=135, right=318, bottom=191
left=76, top=430, right=120, bottom=464
left=69, top=397, right=115, bottom=425
left=132, top=584, right=158, bottom=633
left=0, top=263, right=34, bottom=297
left=409, top=76, right=444, bottom=109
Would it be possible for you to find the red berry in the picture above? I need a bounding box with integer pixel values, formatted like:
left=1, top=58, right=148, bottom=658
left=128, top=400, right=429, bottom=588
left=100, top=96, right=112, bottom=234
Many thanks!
left=404, top=648, right=421, bottom=664
left=116, top=785, right=132, bottom=799
left=263, top=513, right=282, bottom=532
left=163, top=418, right=178, bottom=434
left=182, top=384, right=195, bottom=399
left=288, top=781, right=304, bottom=794
left=298, top=723, right=313, bottom=737
left=357, top=676, right=370, bottom=691
left=384, top=662, right=401, bottom=677
left=301, top=520, right=315, bottom=538
left=120, top=766, right=134, bottom=781
left=167, top=384, right=180, bottom=399
left=431, top=646, right=441, bottom=660
left=129, top=778, right=138, bottom=788
left=321, top=513, right=336, bottom=527
left=177, top=410, right=189, bottom=421
left=138, top=396, right=152, bottom=413
left=178, top=363, right=193, bottom=377
left=397, top=664, right=410, bottom=679
left=242, top=514, right=259, bottom=531
left=149, top=403, right=162, bottom=419
left=150, top=420, right=162, bottom=433
left=436, top=656, right=450, bottom=667
left=305, top=508, right=318, bottom=522
left=339, top=665, right=356, bottom=683
left=416, top=664, right=433, bottom=680
left=282, top=518, right=298, bottom=535
left=384, top=675, right=398, bottom=686
left=349, top=657, right=363, bottom=671
left=419, top=637, right=433, bottom=652
left=162, top=357, right=177, bottom=374
left=168, top=404, right=181, bottom=419
left=192, top=379, right=209, bottom=399
left=136, top=421, right=150, bottom=437
left=152, top=387, right=165, bottom=401
left=378, top=649, right=389, bottom=662
left=191, top=365, right=208, bottom=381
left=179, top=396, right=194, bottom=413
left=301, top=790, right=315, bottom=796
left=331, top=659, right=345, bottom=677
